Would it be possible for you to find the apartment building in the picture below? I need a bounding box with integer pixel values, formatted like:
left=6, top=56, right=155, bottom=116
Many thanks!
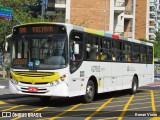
left=157, top=0, right=160, bottom=31
left=148, top=0, right=157, bottom=40
left=46, top=0, right=156, bottom=41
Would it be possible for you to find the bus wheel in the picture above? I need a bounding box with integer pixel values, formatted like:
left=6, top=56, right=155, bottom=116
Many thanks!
left=82, top=80, right=95, bottom=103
left=130, top=76, right=138, bottom=94
left=39, top=96, right=51, bottom=102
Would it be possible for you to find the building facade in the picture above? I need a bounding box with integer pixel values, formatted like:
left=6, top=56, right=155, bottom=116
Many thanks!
left=46, top=0, right=157, bottom=41
left=157, top=0, right=160, bottom=31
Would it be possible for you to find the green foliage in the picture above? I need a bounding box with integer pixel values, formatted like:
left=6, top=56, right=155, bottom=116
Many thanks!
left=156, top=31, right=160, bottom=41
left=5, top=63, right=10, bottom=71
left=0, top=0, right=42, bottom=52
left=154, top=32, right=160, bottom=59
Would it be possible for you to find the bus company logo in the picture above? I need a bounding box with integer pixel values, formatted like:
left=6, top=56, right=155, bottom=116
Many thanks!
left=32, top=80, right=35, bottom=84
left=91, top=66, right=100, bottom=72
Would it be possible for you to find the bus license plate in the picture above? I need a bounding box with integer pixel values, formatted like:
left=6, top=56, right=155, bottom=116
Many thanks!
left=28, top=87, right=38, bottom=92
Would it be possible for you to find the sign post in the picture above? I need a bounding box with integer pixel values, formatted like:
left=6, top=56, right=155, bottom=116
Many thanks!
left=0, top=6, right=13, bottom=21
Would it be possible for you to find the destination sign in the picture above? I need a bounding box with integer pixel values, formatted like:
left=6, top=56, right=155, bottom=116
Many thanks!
left=13, top=24, right=66, bottom=35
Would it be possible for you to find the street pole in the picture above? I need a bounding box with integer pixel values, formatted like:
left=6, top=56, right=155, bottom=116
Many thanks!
left=12, top=15, right=21, bottom=24
left=41, top=0, right=46, bottom=21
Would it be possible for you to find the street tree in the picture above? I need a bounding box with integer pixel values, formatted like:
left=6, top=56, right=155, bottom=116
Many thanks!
left=154, top=32, right=160, bottom=60
left=0, top=0, right=42, bottom=52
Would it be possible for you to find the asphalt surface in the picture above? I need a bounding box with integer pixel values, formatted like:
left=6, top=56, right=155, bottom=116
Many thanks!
left=0, top=79, right=160, bottom=120
left=0, top=79, right=160, bottom=99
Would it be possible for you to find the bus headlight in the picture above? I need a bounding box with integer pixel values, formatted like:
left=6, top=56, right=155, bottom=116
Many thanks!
left=10, top=78, right=18, bottom=85
left=50, top=74, right=66, bottom=86
left=50, top=80, right=61, bottom=86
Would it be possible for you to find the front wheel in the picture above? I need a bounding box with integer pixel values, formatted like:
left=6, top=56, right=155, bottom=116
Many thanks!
left=82, top=80, right=95, bottom=103
left=130, top=76, right=138, bottom=94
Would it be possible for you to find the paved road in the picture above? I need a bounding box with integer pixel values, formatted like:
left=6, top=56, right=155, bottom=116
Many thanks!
left=0, top=80, right=160, bottom=120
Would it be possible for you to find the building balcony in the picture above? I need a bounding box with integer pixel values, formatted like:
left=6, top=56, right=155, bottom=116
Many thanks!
left=114, top=0, right=125, bottom=13
left=125, top=6, right=133, bottom=15
left=150, top=21, right=156, bottom=26
left=150, top=2, right=156, bottom=7
left=124, top=32, right=132, bottom=38
left=150, top=17, right=156, bottom=23
left=149, top=29, right=156, bottom=33
left=149, top=35, right=156, bottom=40
left=149, top=25, right=156, bottom=31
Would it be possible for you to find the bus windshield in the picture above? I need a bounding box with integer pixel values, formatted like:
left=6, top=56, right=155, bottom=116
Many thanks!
left=11, top=35, right=68, bottom=70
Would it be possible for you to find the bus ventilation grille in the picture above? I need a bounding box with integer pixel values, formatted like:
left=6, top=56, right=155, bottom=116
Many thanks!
left=13, top=71, right=54, bottom=77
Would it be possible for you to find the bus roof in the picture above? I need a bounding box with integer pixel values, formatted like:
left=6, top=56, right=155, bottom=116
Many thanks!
left=13, top=22, right=153, bottom=46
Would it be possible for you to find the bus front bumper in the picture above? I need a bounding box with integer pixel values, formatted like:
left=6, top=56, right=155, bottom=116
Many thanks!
left=9, top=80, right=69, bottom=97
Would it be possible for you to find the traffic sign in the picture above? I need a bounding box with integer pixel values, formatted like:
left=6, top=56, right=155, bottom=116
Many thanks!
left=0, top=12, right=12, bottom=18
left=0, top=16, right=12, bottom=21
left=0, top=6, right=12, bottom=14
left=0, top=6, right=12, bottom=21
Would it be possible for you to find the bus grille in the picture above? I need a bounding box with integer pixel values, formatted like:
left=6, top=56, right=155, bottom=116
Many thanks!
left=21, top=87, right=48, bottom=94
left=20, top=81, right=49, bottom=85
left=13, top=71, right=54, bottom=77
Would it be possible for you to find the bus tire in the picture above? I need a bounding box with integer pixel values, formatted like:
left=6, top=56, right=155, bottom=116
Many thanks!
left=39, top=96, right=51, bottom=102
left=130, top=76, right=138, bottom=94
left=82, top=80, right=95, bottom=103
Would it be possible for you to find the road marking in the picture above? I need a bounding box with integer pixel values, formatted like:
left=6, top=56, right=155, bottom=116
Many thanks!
left=118, top=95, right=134, bottom=120
left=48, top=104, right=81, bottom=120
left=2, top=105, right=25, bottom=111
left=149, top=90, right=160, bottom=120
left=151, top=90, right=156, bottom=112
left=0, top=85, right=5, bottom=89
left=85, top=98, right=113, bottom=120
left=0, top=101, right=6, bottom=104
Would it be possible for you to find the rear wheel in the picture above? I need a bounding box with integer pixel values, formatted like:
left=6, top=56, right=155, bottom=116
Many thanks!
left=130, top=76, right=138, bottom=94
left=82, top=80, right=95, bottom=103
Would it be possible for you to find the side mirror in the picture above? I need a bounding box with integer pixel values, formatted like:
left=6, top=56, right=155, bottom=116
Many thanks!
left=74, top=44, right=79, bottom=54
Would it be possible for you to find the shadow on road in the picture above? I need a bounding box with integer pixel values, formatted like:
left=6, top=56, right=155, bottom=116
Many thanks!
left=0, top=89, right=146, bottom=108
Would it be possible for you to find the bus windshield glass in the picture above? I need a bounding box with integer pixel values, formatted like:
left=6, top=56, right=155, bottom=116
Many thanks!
left=11, top=25, right=68, bottom=70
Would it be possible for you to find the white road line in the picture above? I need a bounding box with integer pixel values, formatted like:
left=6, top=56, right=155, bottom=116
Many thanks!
left=0, top=85, right=6, bottom=89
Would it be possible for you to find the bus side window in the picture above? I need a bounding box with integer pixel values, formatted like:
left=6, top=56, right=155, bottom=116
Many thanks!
left=86, top=35, right=99, bottom=60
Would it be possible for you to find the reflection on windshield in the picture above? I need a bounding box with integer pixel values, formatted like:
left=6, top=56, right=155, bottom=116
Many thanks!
left=11, top=35, right=68, bottom=70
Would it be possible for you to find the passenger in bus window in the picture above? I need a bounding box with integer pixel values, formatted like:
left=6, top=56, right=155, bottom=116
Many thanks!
left=112, top=53, right=116, bottom=61
left=106, top=51, right=112, bottom=60
left=99, top=52, right=105, bottom=60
